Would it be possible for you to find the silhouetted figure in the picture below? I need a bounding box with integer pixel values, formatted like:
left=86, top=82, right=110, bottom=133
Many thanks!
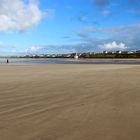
left=7, top=59, right=9, bottom=63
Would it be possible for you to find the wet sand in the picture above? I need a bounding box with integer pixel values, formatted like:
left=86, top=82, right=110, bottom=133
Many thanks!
left=0, top=64, right=140, bottom=140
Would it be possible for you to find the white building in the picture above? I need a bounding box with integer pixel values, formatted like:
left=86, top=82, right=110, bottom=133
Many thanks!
left=74, top=53, right=79, bottom=59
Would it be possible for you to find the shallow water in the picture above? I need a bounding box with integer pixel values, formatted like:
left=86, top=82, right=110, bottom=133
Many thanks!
left=0, top=58, right=140, bottom=64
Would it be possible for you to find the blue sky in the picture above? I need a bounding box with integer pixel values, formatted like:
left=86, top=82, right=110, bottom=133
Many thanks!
left=0, top=0, right=140, bottom=55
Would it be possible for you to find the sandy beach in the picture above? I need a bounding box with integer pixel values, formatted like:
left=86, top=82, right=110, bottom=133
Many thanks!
left=0, top=64, right=140, bottom=140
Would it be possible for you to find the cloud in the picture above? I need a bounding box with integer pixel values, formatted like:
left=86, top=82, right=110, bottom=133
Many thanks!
left=1, top=42, right=94, bottom=55
left=25, top=46, right=43, bottom=53
left=75, top=23, right=140, bottom=50
left=99, top=41, right=127, bottom=50
left=78, top=15, right=87, bottom=23
left=75, top=23, right=140, bottom=39
left=102, top=10, right=112, bottom=16
left=0, top=42, right=15, bottom=48
left=129, top=9, right=140, bottom=15
left=9, top=45, right=44, bottom=54
left=128, top=0, right=140, bottom=13
left=0, top=0, right=46, bottom=32
left=21, top=43, right=97, bottom=54
left=129, top=0, right=139, bottom=3
left=92, top=0, right=110, bottom=7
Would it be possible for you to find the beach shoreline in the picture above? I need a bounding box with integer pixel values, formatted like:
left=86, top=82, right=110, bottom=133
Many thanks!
left=0, top=58, right=140, bottom=65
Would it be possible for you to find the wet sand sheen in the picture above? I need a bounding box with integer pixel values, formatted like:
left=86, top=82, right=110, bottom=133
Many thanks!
left=0, top=64, right=140, bottom=140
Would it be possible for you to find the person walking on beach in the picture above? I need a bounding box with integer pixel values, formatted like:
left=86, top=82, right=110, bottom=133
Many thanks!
left=7, top=59, right=9, bottom=63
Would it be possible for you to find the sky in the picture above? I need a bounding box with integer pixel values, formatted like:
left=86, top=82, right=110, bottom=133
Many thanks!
left=0, top=0, right=140, bottom=55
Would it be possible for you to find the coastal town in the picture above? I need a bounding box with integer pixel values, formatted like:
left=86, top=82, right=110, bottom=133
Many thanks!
left=8, top=50, right=140, bottom=58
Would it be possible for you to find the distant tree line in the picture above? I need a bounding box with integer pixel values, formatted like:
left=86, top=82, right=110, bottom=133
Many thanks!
left=79, top=53, right=140, bottom=59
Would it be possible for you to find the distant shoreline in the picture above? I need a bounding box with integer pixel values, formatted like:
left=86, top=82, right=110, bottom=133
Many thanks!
left=1, top=57, right=140, bottom=59
left=0, top=51, right=140, bottom=59
left=0, top=58, right=140, bottom=65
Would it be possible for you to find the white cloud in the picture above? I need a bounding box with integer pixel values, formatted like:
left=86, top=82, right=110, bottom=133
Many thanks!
left=0, top=0, right=45, bottom=32
left=22, top=43, right=94, bottom=54
left=102, top=10, right=112, bottom=16
left=25, top=46, right=43, bottom=53
left=75, top=23, right=140, bottom=50
left=99, top=41, right=127, bottom=50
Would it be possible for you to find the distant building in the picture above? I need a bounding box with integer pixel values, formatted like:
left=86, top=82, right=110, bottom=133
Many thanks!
left=136, top=50, right=140, bottom=54
left=103, top=51, right=108, bottom=54
left=121, top=51, right=128, bottom=54
left=116, top=50, right=122, bottom=54
left=74, top=53, right=79, bottom=59
left=128, top=51, right=135, bottom=54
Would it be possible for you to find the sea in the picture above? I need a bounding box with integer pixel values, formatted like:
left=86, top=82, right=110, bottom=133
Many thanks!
left=0, top=58, right=140, bottom=65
